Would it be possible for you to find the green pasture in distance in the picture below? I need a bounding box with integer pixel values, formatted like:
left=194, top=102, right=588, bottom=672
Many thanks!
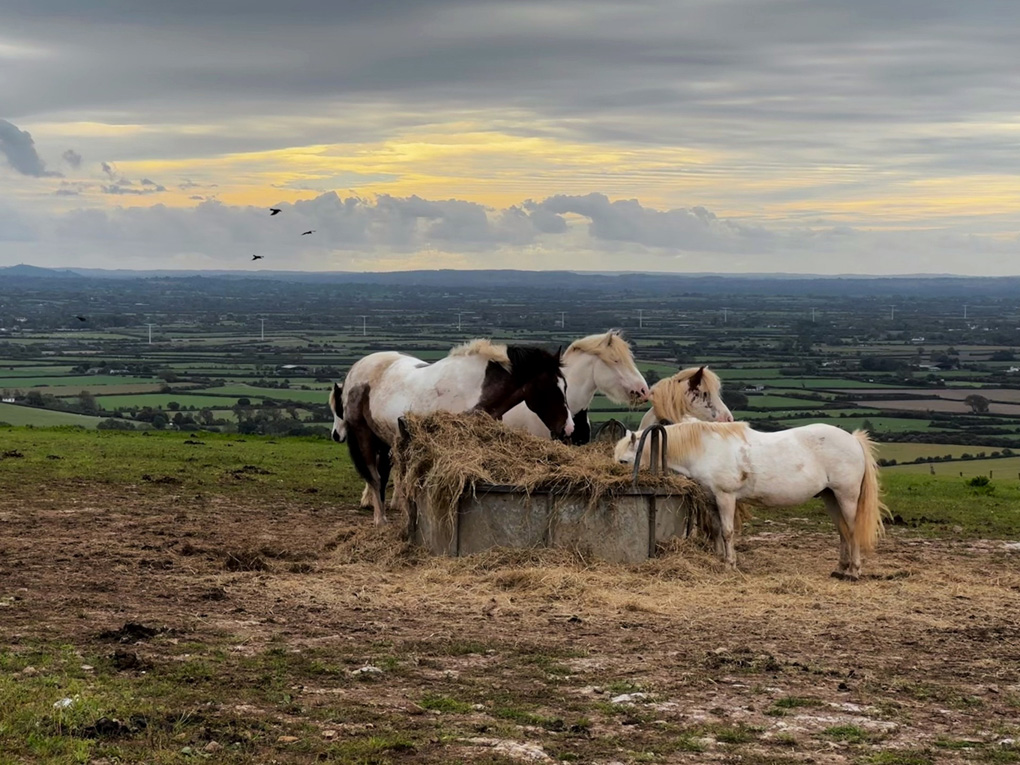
left=0, top=375, right=155, bottom=388
left=876, top=442, right=1007, bottom=462
left=744, top=395, right=830, bottom=409
left=195, top=385, right=328, bottom=404
left=738, top=409, right=883, bottom=421
left=0, top=364, right=77, bottom=373
left=778, top=416, right=946, bottom=432
left=0, top=403, right=134, bottom=429
left=96, top=394, right=262, bottom=410
left=46, top=383, right=203, bottom=398
left=886, top=456, right=1020, bottom=477
left=715, top=368, right=784, bottom=379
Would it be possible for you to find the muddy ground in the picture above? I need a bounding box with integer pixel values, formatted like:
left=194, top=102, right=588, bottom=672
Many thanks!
left=2, top=484, right=1019, bottom=764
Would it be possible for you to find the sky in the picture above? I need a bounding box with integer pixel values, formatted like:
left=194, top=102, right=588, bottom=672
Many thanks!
left=2, top=0, right=1019, bottom=275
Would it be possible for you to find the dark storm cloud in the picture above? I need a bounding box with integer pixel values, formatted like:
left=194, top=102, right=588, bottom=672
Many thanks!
left=0, top=119, right=61, bottom=177
left=3, top=0, right=1018, bottom=171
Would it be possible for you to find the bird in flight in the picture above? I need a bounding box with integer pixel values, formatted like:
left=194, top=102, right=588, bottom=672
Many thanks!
left=269, top=208, right=281, bottom=216
left=301, top=230, right=315, bottom=236
left=252, top=254, right=264, bottom=261
left=75, top=315, right=87, bottom=322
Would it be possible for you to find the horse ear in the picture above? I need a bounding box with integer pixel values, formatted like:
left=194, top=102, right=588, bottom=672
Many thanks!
left=629, top=431, right=637, bottom=445
left=556, top=345, right=563, bottom=361
left=689, top=366, right=705, bottom=391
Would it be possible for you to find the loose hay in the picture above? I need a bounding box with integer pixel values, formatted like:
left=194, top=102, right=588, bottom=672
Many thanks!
left=393, top=411, right=717, bottom=547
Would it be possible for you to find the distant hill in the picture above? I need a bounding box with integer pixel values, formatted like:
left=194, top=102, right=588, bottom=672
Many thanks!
left=0, top=264, right=81, bottom=279
left=3, top=265, right=1020, bottom=297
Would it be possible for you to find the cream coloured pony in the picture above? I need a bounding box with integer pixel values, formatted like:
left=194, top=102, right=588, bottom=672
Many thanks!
left=332, top=340, right=573, bottom=525
left=616, top=421, right=886, bottom=579
left=638, top=366, right=734, bottom=428
left=502, top=330, right=650, bottom=442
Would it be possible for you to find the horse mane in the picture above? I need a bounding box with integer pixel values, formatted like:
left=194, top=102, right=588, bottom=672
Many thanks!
left=328, top=384, right=339, bottom=415
left=650, top=366, right=722, bottom=423
left=449, top=338, right=511, bottom=370
left=564, top=329, right=634, bottom=366
left=505, top=344, right=563, bottom=383
left=663, top=421, right=748, bottom=462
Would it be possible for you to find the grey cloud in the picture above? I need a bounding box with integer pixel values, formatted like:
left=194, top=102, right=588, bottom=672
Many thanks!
left=62, top=148, right=82, bottom=168
left=100, top=161, right=115, bottom=178
left=0, top=119, right=61, bottom=177
left=530, top=194, right=774, bottom=253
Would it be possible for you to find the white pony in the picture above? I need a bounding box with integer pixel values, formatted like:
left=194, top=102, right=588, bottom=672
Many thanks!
left=502, top=330, right=650, bottom=441
left=332, top=340, right=573, bottom=525
left=616, top=421, right=886, bottom=579
left=638, top=366, right=734, bottom=428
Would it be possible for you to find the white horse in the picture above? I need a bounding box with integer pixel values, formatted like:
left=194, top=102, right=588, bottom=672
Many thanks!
left=638, top=366, right=734, bottom=428
left=502, top=330, right=650, bottom=442
left=332, top=340, right=573, bottom=525
left=616, top=421, right=886, bottom=579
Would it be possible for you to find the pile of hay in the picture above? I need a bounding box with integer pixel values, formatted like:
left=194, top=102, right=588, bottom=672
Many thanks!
left=393, top=411, right=714, bottom=532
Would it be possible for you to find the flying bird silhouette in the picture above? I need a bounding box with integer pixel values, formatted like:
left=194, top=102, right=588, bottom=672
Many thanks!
left=269, top=208, right=281, bottom=216
left=75, top=315, right=87, bottom=322
left=301, top=230, right=315, bottom=236
left=252, top=254, right=264, bottom=261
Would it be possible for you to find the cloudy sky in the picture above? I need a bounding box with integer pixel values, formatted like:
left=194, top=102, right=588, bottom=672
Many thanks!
left=2, top=0, right=1019, bottom=274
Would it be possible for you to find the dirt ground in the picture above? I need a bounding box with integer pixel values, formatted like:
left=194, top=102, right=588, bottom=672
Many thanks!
left=2, top=483, right=1020, bottom=764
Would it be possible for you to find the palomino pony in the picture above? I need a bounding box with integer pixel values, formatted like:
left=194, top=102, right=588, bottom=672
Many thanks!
left=331, top=340, right=573, bottom=525
left=616, top=421, right=886, bottom=579
left=502, top=330, right=650, bottom=443
left=638, top=366, right=734, bottom=428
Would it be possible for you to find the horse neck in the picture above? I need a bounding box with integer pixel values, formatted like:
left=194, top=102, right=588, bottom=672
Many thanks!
left=473, top=363, right=531, bottom=419
left=562, top=352, right=598, bottom=413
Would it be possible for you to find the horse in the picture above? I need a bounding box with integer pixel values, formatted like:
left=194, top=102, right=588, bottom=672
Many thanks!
left=501, top=330, right=650, bottom=444
left=615, top=421, right=886, bottom=580
left=638, top=366, right=734, bottom=428
left=330, top=339, right=573, bottom=525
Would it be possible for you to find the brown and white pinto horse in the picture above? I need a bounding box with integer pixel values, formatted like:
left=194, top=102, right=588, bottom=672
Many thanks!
left=330, top=340, right=572, bottom=525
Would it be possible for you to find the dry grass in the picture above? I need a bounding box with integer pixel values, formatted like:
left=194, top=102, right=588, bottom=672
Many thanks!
left=393, top=411, right=714, bottom=532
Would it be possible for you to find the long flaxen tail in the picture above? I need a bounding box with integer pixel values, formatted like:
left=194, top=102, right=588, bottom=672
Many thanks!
left=852, top=429, right=888, bottom=553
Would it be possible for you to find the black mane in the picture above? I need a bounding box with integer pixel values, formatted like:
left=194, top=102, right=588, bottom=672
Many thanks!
left=505, top=345, right=562, bottom=383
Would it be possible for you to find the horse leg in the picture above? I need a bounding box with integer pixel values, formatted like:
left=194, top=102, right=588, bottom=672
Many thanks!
left=360, top=483, right=374, bottom=509
left=371, top=445, right=393, bottom=526
left=716, top=493, right=738, bottom=569
left=821, top=489, right=852, bottom=578
left=835, top=487, right=864, bottom=580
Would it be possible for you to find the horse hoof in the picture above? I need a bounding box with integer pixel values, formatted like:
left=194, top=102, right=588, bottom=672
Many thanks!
left=830, top=570, right=859, bottom=582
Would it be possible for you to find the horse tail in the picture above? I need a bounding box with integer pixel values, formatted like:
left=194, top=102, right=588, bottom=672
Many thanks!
left=852, top=429, right=887, bottom=553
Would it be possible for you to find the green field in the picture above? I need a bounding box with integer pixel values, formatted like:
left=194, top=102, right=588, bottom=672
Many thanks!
left=886, top=456, right=1020, bottom=478
left=778, top=416, right=947, bottom=432
left=196, top=385, right=328, bottom=404
left=0, top=403, right=132, bottom=429
left=96, top=394, right=263, bottom=410
left=0, top=375, right=155, bottom=388
left=875, top=442, right=1006, bottom=462
left=745, top=394, right=829, bottom=409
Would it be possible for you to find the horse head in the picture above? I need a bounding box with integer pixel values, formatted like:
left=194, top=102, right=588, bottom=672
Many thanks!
left=585, top=329, right=651, bottom=405
left=680, top=366, right=734, bottom=423
left=328, top=381, right=347, bottom=442
left=614, top=429, right=640, bottom=464
left=507, top=345, right=574, bottom=441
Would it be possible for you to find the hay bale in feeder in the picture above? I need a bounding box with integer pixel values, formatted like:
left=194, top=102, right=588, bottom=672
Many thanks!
left=393, top=412, right=717, bottom=562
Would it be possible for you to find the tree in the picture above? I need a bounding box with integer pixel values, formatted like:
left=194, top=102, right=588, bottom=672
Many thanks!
left=721, top=387, right=749, bottom=410
left=151, top=413, right=168, bottom=430
left=77, top=390, right=99, bottom=415
left=964, top=394, right=990, bottom=414
left=644, top=369, right=661, bottom=386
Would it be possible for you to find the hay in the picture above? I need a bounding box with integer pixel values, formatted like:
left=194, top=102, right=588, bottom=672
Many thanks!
left=393, top=411, right=716, bottom=540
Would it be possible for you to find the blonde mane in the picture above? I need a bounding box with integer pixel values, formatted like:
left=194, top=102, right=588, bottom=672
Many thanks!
left=650, top=366, right=722, bottom=423
left=328, top=384, right=339, bottom=414
left=663, top=420, right=749, bottom=462
left=564, top=330, right=635, bottom=367
left=449, top=338, right=511, bottom=369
